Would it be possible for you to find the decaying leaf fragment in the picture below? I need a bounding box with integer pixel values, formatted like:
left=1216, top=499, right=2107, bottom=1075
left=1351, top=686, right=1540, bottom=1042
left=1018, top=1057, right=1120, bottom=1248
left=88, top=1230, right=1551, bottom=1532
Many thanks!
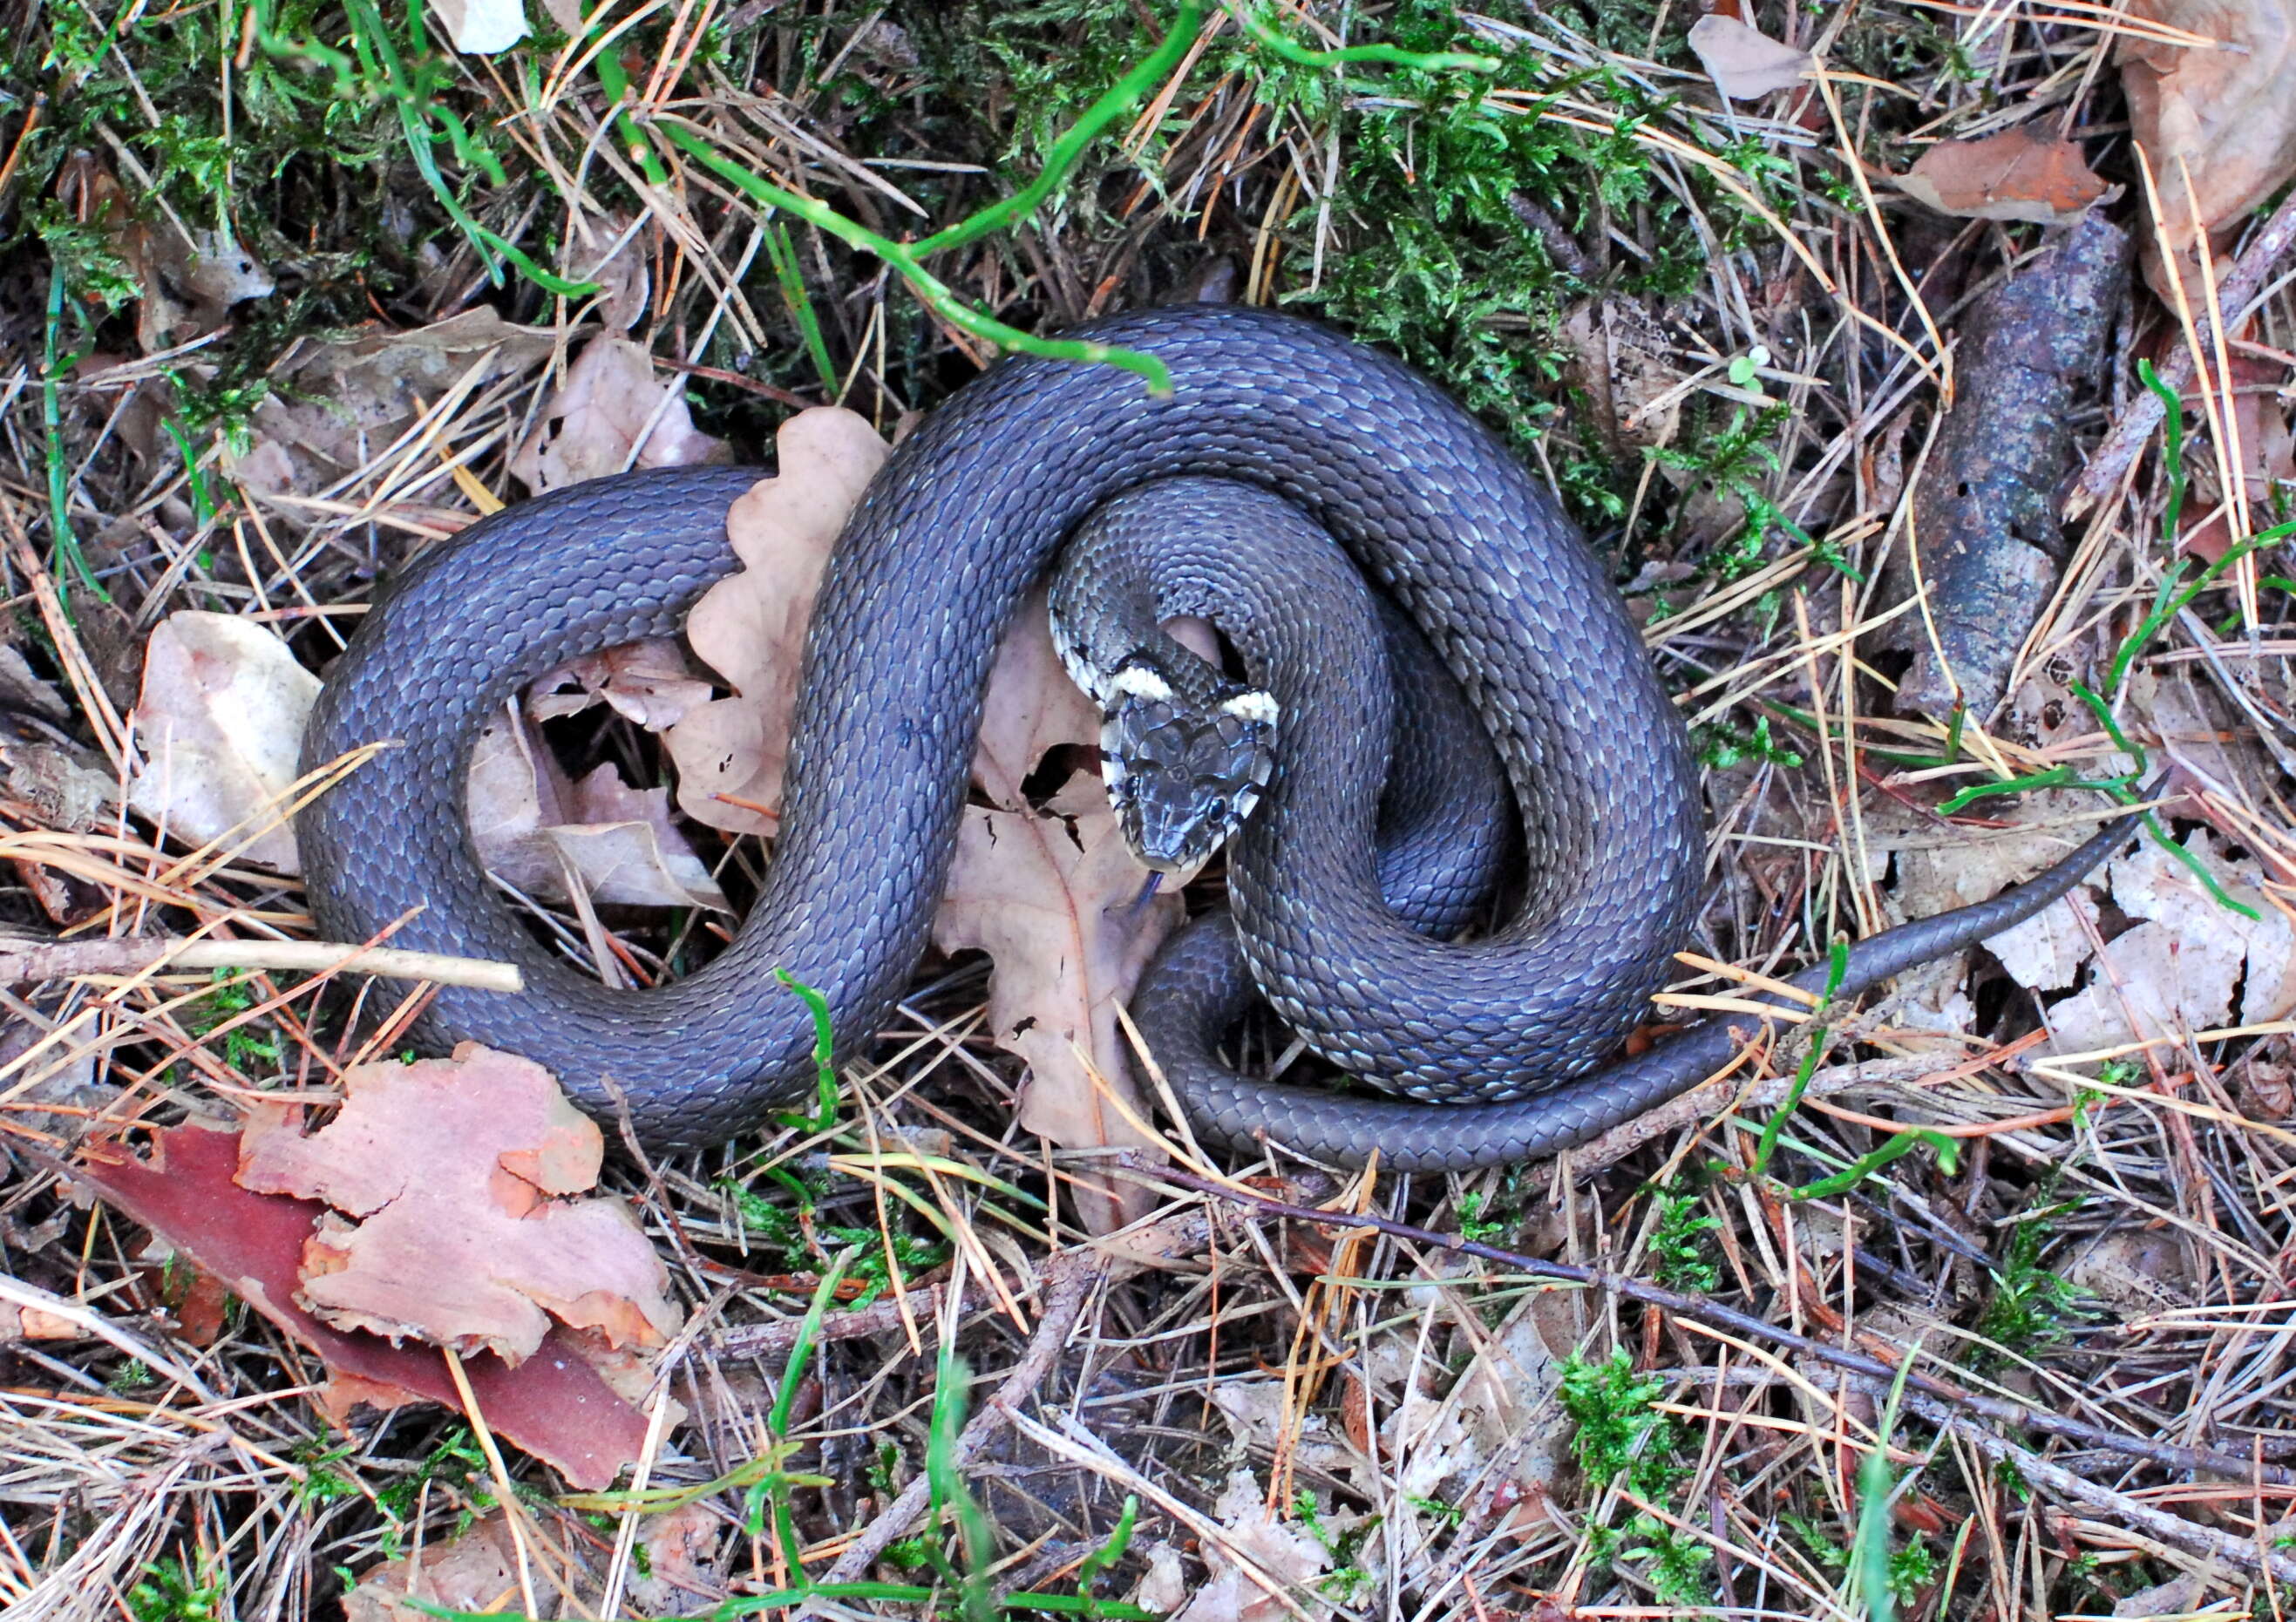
left=235, top=1043, right=683, bottom=1363
left=2121, top=0, right=2296, bottom=299
left=1687, top=15, right=1812, bottom=98
left=2009, top=828, right=2296, bottom=1055
left=343, top=1513, right=549, bottom=1622
left=466, top=708, right=730, bottom=912
left=127, top=611, right=321, bottom=872
left=664, top=407, right=890, bottom=834
left=1163, top=1469, right=1340, bottom=1622
left=1899, top=127, right=2114, bottom=225
left=529, top=640, right=711, bottom=730
left=74, top=1120, right=653, bottom=1488
left=228, top=309, right=555, bottom=499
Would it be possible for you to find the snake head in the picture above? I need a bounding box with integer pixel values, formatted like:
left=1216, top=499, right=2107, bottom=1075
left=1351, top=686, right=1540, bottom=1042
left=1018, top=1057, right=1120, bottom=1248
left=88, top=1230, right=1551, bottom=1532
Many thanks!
left=1097, top=655, right=1279, bottom=880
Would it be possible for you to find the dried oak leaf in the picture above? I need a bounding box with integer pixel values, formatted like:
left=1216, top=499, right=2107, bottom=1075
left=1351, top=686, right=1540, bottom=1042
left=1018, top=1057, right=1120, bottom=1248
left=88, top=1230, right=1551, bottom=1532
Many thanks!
left=930, top=592, right=1179, bottom=1230
left=228, top=309, right=554, bottom=499
left=127, top=611, right=319, bottom=872
left=1687, top=15, right=1812, bottom=98
left=2037, top=828, right=2296, bottom=1054
left=2122, top=0, right=2296, bottom=300
left=234, top=1043, right=683, bottom=1364
left=565, top=209, right=652, bottom=334
left=1899, top=127, right=2115, bottom=225
left=467, top=706, right=729, bottom=911
left=664, top=408, right=890, bottom=835
left=73, top=1119, right=649, bottom=1489
left=510, top=336, right=730, bottom=495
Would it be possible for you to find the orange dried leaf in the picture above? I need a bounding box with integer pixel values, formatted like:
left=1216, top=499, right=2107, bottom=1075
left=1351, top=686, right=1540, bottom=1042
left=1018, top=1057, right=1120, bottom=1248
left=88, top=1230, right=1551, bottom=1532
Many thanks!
left=235, top=1043, right=683, bottom=1364
left=1899, top=128, right=2114, bottom=225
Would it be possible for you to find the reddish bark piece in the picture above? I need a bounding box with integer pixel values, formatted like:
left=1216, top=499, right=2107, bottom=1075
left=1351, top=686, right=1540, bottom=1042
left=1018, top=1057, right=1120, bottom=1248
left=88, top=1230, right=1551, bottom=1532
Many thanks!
left=1899, top=128, right=2113, bottom=225
left=73, top=1121, right=649, bottom=1489
left=235, top=1044, right=683, bottom=1363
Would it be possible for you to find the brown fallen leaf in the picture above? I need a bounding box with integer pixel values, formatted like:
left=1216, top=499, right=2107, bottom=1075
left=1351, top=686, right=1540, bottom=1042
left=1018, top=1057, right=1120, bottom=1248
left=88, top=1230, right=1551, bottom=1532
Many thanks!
left=1898, top=127, right=2115, bottom=225
left=2122, top=0, right=2296, bottom=301
left=126, top=611, right=319, bottom=872
left=509, top=336, right=730, bottom=495
left=228, top=309, right=555, bottom=499
left=1687, top=15, right=1812, bottom=99
left=931, top=592, right=1179, bottom=1232
left=623, top=1501, right=726, bottom=1615
left=73, top=1119, right=652, bottom=1488
left=467, top=706, right=730, bottom=911
left=234, top=1043, right=683, bottom=1363
left=1167, top=1469, right=1341, bottom=1622
left=664, top=408, right=891, bottom=835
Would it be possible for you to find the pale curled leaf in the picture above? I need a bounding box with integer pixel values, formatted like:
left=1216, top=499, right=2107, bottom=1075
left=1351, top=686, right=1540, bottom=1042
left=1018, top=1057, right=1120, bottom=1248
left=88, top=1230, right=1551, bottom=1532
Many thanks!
left=235, top=1042, right=683, bottom=1363
left=509, top=335, right=730, bottom=495
left=1167, top=1469, right=1339, bottom=1622
left=664, top=407, right=891, bottom=834
left=1688, top=15, right=1812, bottom=99
left=528, top=639, right=714, bottom=730
left=1899, top=128, right=2115, bottom=225
left=127, top=611, right=318, bottom=872
left=2010, top=828, right=2296, bottom=1055
left=428, top=0, right=529, bottom=52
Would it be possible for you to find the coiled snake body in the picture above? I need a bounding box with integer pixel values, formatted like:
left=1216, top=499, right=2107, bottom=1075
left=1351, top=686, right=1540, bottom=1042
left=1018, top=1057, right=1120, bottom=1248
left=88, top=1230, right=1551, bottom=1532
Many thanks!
left=301, top=304, right=2136, bottom=1167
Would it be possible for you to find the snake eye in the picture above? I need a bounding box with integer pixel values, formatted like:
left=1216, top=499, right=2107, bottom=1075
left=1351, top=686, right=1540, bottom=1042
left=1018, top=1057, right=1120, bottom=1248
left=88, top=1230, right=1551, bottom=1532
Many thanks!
left=1206, top=796, right=1229, bottom=825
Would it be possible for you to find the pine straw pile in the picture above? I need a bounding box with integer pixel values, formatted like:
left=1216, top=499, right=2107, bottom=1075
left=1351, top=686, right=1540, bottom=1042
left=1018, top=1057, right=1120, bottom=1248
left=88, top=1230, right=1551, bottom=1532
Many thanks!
left=3, top=1, right=2296, bottom=1619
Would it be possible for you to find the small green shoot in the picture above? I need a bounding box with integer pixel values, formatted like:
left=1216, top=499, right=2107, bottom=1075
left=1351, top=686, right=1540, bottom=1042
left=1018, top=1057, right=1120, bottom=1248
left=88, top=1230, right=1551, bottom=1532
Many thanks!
left=771, top=968, right=843, bottom=1133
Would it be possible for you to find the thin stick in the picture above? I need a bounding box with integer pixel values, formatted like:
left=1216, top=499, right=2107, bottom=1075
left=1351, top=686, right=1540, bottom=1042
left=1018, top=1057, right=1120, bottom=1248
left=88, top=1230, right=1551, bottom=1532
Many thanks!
left=0, top=937, right=523, bottom=993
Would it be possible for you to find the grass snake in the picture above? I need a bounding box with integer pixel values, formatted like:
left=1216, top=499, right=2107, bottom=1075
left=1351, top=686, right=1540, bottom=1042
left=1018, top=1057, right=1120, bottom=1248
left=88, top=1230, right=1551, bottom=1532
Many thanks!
left=300, top=304, right=2139, bottom=1166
